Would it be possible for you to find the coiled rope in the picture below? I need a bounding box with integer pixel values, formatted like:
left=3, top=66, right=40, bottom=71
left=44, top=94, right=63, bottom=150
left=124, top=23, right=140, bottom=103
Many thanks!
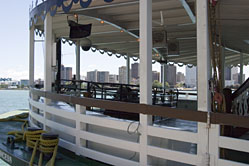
left=0, top=112, right=59, bottom=166
left=30, top=134, right=59, bottom=166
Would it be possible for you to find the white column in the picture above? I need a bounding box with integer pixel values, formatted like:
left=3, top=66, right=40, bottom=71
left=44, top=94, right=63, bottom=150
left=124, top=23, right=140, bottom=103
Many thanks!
left=240, top=52, right=244, bottom=84
left=29, top=25, right=35, bottom=87
left=44, top=13, right=53, bottom=104
left=139, top=0, right=152, bottom=165
left=126, top=55, right=130, bottom=84
left=196, top=0, right=211, bottom=166
left=52, top=35, right=57, bottom=84
left=76, top=41, right=81, bottom=80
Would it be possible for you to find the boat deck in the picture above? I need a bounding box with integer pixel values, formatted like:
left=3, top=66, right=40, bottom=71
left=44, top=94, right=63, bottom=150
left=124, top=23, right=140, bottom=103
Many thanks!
left=0, top=111, right=109, bottom=166
left=50, top=100, right=198, bottom=133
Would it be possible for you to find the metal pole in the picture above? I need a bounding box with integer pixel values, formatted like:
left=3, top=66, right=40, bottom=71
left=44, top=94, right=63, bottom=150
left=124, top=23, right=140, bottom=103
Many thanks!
left=221, top=47, right=225, bottom=88
left=56, top=39, right=61, bottom=93
left=126, top=54, right=130, bottom=84
left=161, top=64, right=167, bottom=89
left=240, top=52, right=244, bottom=84
left=76, top=41, right=81, bottom=80
left=29, top=25, right=35, bottom=87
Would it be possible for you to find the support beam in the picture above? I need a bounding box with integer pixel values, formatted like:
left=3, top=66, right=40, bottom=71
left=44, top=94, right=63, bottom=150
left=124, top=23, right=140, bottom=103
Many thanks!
left=240, top=52, right=244, bottom=84
left=139, top=0, right=152, bottom=165
left=178, top=0, right=196, bottom=24
left=29, top=26, right=35, bottom=87
left=76, top=41, right=81, bottom=80
left=44, top=13, right=53, bottom=103
left=126, top=55, right=130, bottom=84
left=196, top=0, right=211, bottom=165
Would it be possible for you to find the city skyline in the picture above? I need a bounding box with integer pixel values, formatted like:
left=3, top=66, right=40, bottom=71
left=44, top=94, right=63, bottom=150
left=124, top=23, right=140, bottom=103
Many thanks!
left=1, top=63, right=242, bottom=84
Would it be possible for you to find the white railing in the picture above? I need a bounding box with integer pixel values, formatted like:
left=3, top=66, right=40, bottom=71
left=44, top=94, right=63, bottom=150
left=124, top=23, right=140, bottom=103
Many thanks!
left=29, top=94, right=249, bottom=166
left=233, top=90, right=249, bottom=116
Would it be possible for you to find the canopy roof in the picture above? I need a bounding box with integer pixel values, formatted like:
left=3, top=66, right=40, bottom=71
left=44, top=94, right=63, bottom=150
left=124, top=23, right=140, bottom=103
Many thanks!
left=30, top=0, right=249, bottom=66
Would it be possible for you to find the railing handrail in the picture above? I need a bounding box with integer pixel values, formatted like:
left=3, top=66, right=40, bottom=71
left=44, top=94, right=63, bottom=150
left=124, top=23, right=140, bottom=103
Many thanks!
left=61, top=79, right=139, bottom=88
left=30, top=88, right=249, bottom=128
left=60, top=79, right=196, bottom=96
left=232, top=77, right=249, bottom=100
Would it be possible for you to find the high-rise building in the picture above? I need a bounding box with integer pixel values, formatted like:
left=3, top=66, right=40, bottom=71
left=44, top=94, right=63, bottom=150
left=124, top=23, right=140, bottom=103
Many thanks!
left=131, top=63, right=139, bottom=79
left=185, top=66, right=196, bottom=88
left=97, top=71, right=109, bottom=83
left=109, top=74, right=119, bottom=83
left=176, top=72, right=185, bottom=83
left=161, top=65, right=176, bottom=87
left=225, top=67, right=231, bottom=80
left=152, top=71, right=160, bottom=82
left=61, top=65, right=72, bottom=80
left=87, top=70, right=98, bottom=82
left=233, top=73, right=239, bottom=84
left=231, top=67, right=238, bottom=78
left=87, top=70, right=109, bottom=83
left=232, top=73, right=245, bottom=84
left=119, top=66, right=127, bottom=84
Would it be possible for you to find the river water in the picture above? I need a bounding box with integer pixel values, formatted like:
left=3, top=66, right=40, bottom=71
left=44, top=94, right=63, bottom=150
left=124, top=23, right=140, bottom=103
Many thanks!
left=0, top=90, right=29, bottom=165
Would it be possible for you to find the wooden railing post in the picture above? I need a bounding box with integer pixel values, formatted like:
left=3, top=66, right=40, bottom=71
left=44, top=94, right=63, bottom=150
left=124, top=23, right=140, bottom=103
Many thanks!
left=75, top=104, right=86, bottom=155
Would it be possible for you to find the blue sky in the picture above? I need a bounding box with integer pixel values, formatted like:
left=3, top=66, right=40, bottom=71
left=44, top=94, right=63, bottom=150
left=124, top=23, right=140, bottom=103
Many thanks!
left=0, top=0, right=163, bottom=80
left=0, top=1, right=30, bottom=80
left=0, top=1, right=247, bottom=81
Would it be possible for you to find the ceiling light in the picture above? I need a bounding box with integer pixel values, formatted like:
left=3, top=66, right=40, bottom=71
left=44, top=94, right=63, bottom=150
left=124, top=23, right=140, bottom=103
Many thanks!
left=100, top=20, right=104, bottom=24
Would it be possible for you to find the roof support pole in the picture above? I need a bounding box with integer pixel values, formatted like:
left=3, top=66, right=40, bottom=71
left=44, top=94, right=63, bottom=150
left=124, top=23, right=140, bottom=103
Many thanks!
left=76, top=41, right=81, bottom=95
left=51, top=35, right=56, bottom=85
left=161, top=64, right=167, bottom=90
left=76, top=41, right=81, bottom=81
left=178, top=0, right=196, bottom=24
left=44, top=13, right=53, bottom=104
left=196, top=0, right=211, bottom=165
left=56, top=39, right=61, bottom=93
left=139, top=0, right=152, bottom=165
left=126, top=54, right=130, bottom=84
left=29, top=25, right=35, bottom=87
left=240, top=52, right=244, bottom=84
left=221, top=47, right=225, bottom=88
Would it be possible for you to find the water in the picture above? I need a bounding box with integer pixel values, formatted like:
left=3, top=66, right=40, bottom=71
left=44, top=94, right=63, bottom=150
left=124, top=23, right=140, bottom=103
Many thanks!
left=0, top=90, right=29, bottom=165
left=0, top=90, right=29, bottom=114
